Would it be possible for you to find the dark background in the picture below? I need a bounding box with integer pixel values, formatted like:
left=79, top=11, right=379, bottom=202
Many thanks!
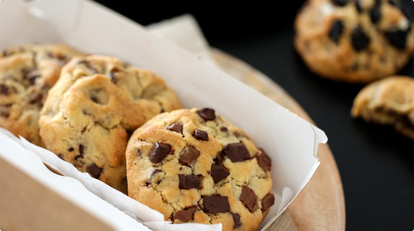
left=94, top=1, right=414, bottom=230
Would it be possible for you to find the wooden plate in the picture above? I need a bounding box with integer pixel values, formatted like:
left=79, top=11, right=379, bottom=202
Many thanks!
left=211, top=48, right=346, bottom=231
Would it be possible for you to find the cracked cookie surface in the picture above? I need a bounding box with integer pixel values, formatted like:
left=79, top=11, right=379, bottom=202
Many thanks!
left=0, top=44, right=83, bottom=146
left=295, top=0, right=414, bottom=83
left=39, top=55, right=182, bottom=193
left=351, top=75, right=414, bottom=140
left=126, top=108, right=274, bottom=231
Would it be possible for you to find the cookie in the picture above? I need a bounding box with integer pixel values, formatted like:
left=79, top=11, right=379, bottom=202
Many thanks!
left=351, top=76, right=414, bottom=140
left=294, top=0, right=414, bottom=83
left=126, top=108, right=274, bottom=231
left=39, top=55, right=182, bottom=193
left=0, top=44, right=83, bottom=146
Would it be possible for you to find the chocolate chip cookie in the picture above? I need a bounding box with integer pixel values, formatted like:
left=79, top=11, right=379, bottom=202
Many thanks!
left=39, top=55, right=182, bottom=193
left=126, top=108, right=274, bottom=231
left=351, top=75, right=414, bottom=140
left=294, top=0, right=414, bottom=83
left=0, top=44, right=83, bottom=146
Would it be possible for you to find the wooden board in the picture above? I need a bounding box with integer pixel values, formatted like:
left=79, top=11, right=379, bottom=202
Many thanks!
left=211, top=48, right=346, bottom=231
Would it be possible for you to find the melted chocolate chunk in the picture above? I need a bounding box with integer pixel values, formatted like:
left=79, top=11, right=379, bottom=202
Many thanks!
left=174, top=206, right=199, bottom=222
left=109, top=67, right=119, bottom=84
left=231, top=213, right=242, bottom=229
left=193, top=129, right=208, bottom=141
left=149, top=142, right=171, bottom=163
left=385, top=29, right=409, bottom=49
left=211, top=159, right=230, bottom=183
left=329, top=20, right=343, bottom=44
left=203, top=195, right=230, bottom=214
left=57, top=154, right=64, bottom=160
left=0, top=84, right=9, bottom=95
left=146, top=169, right=162, bottom=186
left=222, top=143, right=250, bottom=162
left=76, top=144, right=84, bottom=160
left=331, top=0, right=348, bottom=6
left=240, top=186, right=258, bottom=213
left=256, top=148, right=272, bottom=172
left=179, top=146, right=200, bottom=165
left=196, top=108, right=216, bottom=121
left=28, top=93, right=43, bottom=104
left=351, top=27, right=370, bottom=51
left=220, top=127, right=228, bottom=132
left=168, top=122, right=183, bottom=134
left=261, top=193, right=275, bottom=212
left=370, top=6, right=381, bottom=23
left=179, top=175, right=201, bottom=189
left=87, top=163, right=103, bottom=179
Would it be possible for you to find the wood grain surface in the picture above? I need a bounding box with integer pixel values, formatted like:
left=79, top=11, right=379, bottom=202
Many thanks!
left=211, top=48, right=346, bottom=231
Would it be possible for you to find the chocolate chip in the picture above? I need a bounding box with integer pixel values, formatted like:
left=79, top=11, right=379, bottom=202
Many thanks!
left=22, top=68, right=40, bottom=85
left=87, top=163, right=103, bottom=179
left=48, top=52, right=67, bottom=66
left=2, top=49, right=9, bottom=57
left=75, top=144, right=84, bottom=160
left=329, top=20, right=344, bottom=44
left=261, top=193, right=275, bottom=212
left=57, top=154, right=64, bottom=160
left=370, top=6, right=381, bottom=23
left=231, top=213, right=242, bottom=229
left=68, top=148, right=74, bottom=152
left=179, top=175, right=201, bottom=189
left=385, top=29, right=409, bottom=49
left=149, top=142, right=171, bottom=163
left=0, top=104, right=11, bottom=118
left=179, top=146, right=200, bottom=166
left=351, top=27, right=370, bottom=51
left=220, top=127, right=228, bottom=132
left=240, top=186, right=258, bottom=213
left=28, top=92, right=43, bottom=104
left=168, top=122, right=183, bottom=134
left=203, top=195, right=230, bottom=214
left=146, top=169, right=162, bottom=186
left=0, top=84, right=9, bottom=95
left=109, top=67, right=119, bottom=84
left=196, top=108, right=216, bottom=121
left=222, top=143, right=250, bottom=162
left=256, top=148, right=272, bottom=172
left=211, top=159, right=230, bottom=183
left=331, top=0, right=348, bottom=6
left=174, top=206, right=199, bottom=222
left=78, top=60, right=98, bottom=73
left=234, top=131, right=241, bottom=138
left=193, top=129, right=208, bottom=141
left=355, top=0, right=362, bottom=12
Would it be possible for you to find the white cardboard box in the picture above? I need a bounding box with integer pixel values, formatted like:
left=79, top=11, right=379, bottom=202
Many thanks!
left=0, top=0, right=327, bottom=230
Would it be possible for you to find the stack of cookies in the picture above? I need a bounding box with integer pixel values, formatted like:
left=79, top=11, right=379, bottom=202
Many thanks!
left=0, top=43, right=275, bottom=230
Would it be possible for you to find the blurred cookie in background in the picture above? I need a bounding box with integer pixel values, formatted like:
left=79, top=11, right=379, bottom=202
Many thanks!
left=294, top=0, right=414, bottom=83
left=351, top=75, right=414, bottom=140
left=0, top=44, right=83, bottom=146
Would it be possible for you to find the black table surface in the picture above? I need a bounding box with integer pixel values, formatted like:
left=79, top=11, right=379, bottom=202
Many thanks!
left=95, top=1, right=414, bottom=230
